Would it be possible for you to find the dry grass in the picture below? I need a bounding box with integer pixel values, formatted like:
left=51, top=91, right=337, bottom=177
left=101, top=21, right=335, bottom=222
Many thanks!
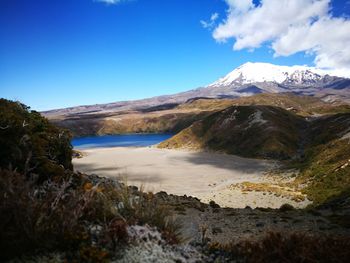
left=0, top=169, right=181, bottom=261
left=208, top=232, right=350, bottom=263
left=229, top=181, right=307, bottom=202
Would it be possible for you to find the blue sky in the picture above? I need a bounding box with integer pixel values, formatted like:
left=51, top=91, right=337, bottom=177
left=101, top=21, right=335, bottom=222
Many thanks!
left=0, top=0, right=349, bottom=111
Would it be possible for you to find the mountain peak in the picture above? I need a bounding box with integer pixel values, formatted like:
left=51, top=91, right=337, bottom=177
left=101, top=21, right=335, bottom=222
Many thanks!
left=208, top=62, right=328, bottom=87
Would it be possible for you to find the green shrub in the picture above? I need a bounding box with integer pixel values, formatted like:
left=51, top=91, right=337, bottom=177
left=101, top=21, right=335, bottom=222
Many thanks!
left=0, top=99, right=73, bottom=182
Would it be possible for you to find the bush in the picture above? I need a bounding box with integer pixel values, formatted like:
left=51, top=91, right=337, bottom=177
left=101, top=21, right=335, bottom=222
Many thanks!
left=0, top=169, right=96, bottom=260
left=0, top=99, right=73, bottom=182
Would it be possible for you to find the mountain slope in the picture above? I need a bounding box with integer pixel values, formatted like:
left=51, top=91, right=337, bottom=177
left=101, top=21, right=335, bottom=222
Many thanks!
left=159, top=105, right=306, bottom=159
left=208, top=62, right=327, bottom=86
left=293, top=113, right=350, bottom=204
left=199, top=62, right=350, bottom=101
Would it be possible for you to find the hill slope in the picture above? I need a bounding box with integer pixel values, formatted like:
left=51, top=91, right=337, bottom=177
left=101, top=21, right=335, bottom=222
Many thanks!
left=294, top=113, right=350, bottom=204
left=159, top=105, right=305, bottom=160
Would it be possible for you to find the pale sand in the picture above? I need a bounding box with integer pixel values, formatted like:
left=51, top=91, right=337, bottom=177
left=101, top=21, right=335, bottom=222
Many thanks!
left=73, top=147, right=310, bottom=208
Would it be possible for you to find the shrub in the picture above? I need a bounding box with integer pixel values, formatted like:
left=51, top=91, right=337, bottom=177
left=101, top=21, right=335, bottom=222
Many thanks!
left=0, top=169, right=92, bottom=260
left=0, top=169, right=181, bottom=261
left=0, top=99, right=73, bottom=182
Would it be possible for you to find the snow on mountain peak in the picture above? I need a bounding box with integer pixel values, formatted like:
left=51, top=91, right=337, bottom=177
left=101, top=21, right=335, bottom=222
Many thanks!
left=208, top=62, right=328, bottom=87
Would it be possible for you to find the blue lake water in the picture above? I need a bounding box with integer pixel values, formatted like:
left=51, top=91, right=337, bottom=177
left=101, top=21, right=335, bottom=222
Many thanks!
left=72, top=134, right=173, bottom=149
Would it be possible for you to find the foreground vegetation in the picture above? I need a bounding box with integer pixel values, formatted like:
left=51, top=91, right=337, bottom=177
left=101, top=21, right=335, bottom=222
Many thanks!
left=208, top=232, right=350, bottom=263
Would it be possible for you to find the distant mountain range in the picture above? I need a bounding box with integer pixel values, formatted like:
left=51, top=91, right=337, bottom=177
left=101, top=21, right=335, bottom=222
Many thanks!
left=203, top=62, right=350, bottom=102
left=43, top=62, right=350, bottom=118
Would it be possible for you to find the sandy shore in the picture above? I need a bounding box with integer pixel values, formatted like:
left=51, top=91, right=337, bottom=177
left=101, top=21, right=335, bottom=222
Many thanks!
left=73, top=147, right=310, bottom=208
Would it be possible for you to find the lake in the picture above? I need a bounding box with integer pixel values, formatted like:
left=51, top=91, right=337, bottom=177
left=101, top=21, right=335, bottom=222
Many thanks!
left=71, top=134, right=173, bottom=149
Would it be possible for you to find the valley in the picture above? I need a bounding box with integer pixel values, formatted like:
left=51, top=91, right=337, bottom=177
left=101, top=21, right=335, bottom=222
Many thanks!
left=4, top=0, right=350, bottom=260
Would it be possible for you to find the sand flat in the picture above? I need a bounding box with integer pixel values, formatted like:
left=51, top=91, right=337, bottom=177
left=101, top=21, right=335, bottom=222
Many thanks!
left=73, top=147, right=309, bottom=208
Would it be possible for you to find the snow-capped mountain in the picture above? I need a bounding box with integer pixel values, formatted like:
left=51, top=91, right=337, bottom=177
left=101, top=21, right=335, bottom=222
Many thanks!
left=208, top=62, right=327, bottom=87
left=199, top=62, right=350, bottom=101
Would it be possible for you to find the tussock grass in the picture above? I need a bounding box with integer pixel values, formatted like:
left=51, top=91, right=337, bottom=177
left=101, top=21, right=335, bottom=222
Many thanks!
left=0, top=169, right=181, bottom=261
left=208, top=232, right=350, bottom=263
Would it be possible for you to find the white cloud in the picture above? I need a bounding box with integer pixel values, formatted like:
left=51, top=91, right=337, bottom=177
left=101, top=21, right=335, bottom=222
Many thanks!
left=212, top=0, right=350, bottom=76
left=211, top=13, right=219, bottom=21
left=201, top=12, right=219, bottom=29
left=95, top=0, right=124, bottom=5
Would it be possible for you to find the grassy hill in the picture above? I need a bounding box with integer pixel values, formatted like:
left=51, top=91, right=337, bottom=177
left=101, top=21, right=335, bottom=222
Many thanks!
left=159, top=105, right=306, bottom=160
left=293, top=113, right=350, bottom=204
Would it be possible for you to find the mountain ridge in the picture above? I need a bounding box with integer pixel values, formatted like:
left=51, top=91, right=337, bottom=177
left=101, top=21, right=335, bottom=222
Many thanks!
left=43, top=62, right=350, bottom=118
left=208, top=62, right=328, bottom=86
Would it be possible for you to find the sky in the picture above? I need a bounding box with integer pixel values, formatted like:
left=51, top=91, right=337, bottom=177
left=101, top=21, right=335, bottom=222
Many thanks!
left=1, top=0, right=350, bottom=111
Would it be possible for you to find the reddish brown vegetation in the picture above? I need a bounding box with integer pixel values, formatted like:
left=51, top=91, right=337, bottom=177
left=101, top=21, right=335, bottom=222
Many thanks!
left=209, top=232, right=350, bottom=263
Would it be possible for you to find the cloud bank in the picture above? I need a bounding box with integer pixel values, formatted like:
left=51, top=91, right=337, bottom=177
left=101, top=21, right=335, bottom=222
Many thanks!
left=212, top=0, right=350, bottom=76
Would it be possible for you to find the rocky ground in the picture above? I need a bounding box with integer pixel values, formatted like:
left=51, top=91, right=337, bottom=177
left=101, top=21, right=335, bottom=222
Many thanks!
left=154, top=191, right=350, bottom=246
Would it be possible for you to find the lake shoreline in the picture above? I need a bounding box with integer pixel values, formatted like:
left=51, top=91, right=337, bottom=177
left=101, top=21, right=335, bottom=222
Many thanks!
left=72, top=133, right=174, bottom=149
